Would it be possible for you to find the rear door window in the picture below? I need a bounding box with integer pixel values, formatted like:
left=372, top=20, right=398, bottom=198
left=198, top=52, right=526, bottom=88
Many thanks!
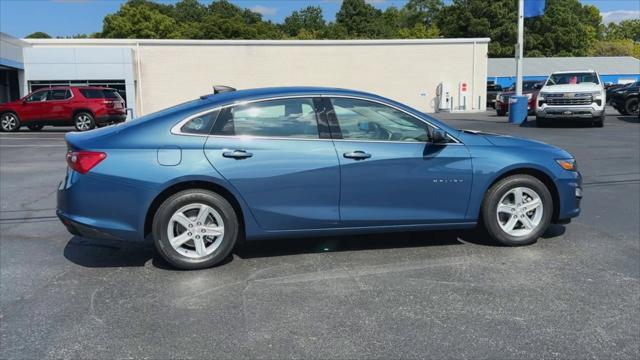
left=80, top=89, right=122, bottom=100
left=50, top=89, right=72, bottom=100
left=211, top=98, right=320, bottom=139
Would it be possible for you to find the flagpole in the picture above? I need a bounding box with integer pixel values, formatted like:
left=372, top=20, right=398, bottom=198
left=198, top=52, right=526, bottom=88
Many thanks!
left=516, top=0, right=524, bottom=96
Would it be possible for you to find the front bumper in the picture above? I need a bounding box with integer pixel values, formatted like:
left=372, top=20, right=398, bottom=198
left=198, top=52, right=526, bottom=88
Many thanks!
left=536, top=106, right=604, bottom=119
left=554, top=171, right=582, bottom=222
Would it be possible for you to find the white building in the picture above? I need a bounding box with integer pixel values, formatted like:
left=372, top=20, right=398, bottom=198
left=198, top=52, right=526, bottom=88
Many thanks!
left=2, top=32, right=490, bottom=117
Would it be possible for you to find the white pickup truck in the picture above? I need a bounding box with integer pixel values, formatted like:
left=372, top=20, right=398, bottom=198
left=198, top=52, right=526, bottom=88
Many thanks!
left=535, top=70, right=606, bottom=127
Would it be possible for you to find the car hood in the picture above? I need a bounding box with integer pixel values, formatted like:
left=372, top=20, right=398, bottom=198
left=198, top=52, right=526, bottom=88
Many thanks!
left=463, top=129, right=571, bottom=157
left=541, top=83, right=601, bottom=93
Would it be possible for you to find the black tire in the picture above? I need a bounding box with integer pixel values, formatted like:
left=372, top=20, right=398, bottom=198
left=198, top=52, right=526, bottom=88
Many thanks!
left=0, top=112, right=21, bottom=132
left=496, top=110, right=507, bottom=116
left=592, top=116, right=604, bottom=128
left=74, top=112, right=95, bottom=132
left=625, top=97, right=639, bottom=116
left=481, top=175, right=553, bottom=246
left=152, top=189, right=238, bottom=270
left=27, top=124, right=44, bottom=131
left=536, top=116, right=548, bottom=127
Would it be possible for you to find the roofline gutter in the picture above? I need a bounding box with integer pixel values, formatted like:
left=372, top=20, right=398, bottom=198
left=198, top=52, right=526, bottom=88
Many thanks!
left=23, top=38, right=491, bottom=47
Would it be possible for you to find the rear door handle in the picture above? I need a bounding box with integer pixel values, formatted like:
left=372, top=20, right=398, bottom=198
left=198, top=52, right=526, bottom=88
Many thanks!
left=223, top=150, right=253, bottom=159
left=343, top=151, right=371, bottom=160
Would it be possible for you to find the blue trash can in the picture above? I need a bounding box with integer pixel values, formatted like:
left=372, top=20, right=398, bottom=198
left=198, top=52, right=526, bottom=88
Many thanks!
left=508, top=96, right=528, bottom=125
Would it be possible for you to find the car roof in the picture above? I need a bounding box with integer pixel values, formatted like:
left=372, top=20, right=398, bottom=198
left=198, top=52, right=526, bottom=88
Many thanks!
left=200, top=86, right=386, bottom=105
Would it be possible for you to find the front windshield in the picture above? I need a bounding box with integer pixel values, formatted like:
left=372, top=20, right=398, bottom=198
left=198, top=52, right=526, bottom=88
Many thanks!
left=546, top=72, right=599, bottom=86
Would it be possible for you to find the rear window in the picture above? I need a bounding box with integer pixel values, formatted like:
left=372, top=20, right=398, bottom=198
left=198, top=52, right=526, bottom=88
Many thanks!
left=79, top=89, right=122, bottom=100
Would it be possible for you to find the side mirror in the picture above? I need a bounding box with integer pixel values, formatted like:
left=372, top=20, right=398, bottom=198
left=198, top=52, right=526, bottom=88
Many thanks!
left=430, top=129, right=448, bottom=144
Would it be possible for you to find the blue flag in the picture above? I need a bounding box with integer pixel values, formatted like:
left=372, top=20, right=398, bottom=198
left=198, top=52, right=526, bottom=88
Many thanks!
left=524, top=0, right=545, bottom=17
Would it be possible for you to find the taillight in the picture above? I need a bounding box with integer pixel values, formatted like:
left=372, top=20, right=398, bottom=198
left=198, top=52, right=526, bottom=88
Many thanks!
left=66, top=151, right=106, bottom=174
left=103, top=100, right=115, bottom=108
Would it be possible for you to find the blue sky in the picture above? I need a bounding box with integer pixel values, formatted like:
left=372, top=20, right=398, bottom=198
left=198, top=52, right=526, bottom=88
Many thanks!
left=0, top=0, right=638, bottom=38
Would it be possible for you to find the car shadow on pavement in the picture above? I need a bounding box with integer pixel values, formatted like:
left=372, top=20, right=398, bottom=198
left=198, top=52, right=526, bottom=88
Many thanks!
left=63, top=225, right=566, bottom=269
left=617, top=116, right=639, bottom=123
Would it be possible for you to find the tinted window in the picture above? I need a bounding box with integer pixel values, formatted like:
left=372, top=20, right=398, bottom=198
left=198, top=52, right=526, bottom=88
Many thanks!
left=547, top=72, right=599, bottom=86
left=212, top=98, right=319, bottom=139
left=50, top=89, right=71, bottom=100
left=181, top=110, right=219, bottom=135
left=80, top=89, right=122, bottom=99
left=330, top=98, right=428, bottom=142
left=26, top=91, right=49, bottom=102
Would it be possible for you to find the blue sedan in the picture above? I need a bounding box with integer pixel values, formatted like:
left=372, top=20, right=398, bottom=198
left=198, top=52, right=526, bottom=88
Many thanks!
left=57, top=87, right=582, bottom=269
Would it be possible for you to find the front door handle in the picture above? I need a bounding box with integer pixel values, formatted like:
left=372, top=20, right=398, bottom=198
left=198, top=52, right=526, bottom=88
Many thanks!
left=222, top=150, right=253, bottom=159
left=343, top=151, right=371, bottom=160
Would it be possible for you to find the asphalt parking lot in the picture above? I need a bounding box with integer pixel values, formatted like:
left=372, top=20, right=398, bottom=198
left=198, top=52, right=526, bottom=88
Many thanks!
left=1, top=109, right=638, bottom=359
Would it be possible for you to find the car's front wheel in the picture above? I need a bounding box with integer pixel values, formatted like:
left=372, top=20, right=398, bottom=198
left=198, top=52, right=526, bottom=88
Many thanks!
left=625, top=97, right=639, bottom=116
left=74, top=112, right=95, bottom=132
left=1, top=113, right=21, bottom=132
left=481, top=175, right=553, bottom=246
left=152, top=189, right=238, bottom=270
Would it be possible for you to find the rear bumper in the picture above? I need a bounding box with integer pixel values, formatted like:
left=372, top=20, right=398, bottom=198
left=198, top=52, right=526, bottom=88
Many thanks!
left=536, top=106, right=604, bottom=119
left=56, top=170, right=154, bottom=242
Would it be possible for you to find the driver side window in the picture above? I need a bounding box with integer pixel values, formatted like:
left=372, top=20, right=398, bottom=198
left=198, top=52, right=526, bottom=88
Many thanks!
left=329, top=98, right=429, bottom=142
left=26, top=90, right=49, bottom=102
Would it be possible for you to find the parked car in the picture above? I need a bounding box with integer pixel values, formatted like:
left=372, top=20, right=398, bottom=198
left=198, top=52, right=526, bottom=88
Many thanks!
left=57, top=86, right=582, bottom=269
left=486, top=82, right=503, bottom=109
left=535, top=70, right=606, bottom=127
left=609, top=81, right=639, bottom=116
left=0, top=86, right=126, bottom=132
left=605, top=82, right=629, bottom=103
left=494, top=81, right=544, bottom=116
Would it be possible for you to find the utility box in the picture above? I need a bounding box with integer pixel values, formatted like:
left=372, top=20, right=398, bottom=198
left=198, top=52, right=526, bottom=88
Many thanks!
left=436, top=82, right=452, bottom=112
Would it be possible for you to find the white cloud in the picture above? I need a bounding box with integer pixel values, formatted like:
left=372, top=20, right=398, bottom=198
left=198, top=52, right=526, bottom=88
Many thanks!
left=249, top=5, right=278, bottom=16
left=601, top=10, right=640, bottom=24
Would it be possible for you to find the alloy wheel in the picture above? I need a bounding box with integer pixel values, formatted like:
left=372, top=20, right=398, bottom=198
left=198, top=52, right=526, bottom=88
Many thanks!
left=75, top=114, right=92, bottom=131
left=496, top=186, right=544, bottom=237
left=1, top=114, right=18, bottom=131
left=167, top=203, right=225, bottom=259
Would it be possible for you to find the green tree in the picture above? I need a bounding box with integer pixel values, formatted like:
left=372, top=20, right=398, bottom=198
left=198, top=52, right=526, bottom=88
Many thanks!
left=605, top=20, right=640, bottom=42
left=397, top=24, right=440, bottom=39
left=335, top=0, right=382, bottom=38
left=591, top=39, right=640, bottom=58
left=25, top=32, right=52, bottom=39
left=174, top=0, right=207, bottom=23
left=436, top=0, right=517, bottom=57
left=525, top=0, right=601, bottom=57
left=282, top=6, right=326, bottom=37
left=403, top=0, right=443, bottom=27
left=102, top=2, right=180, bottom=38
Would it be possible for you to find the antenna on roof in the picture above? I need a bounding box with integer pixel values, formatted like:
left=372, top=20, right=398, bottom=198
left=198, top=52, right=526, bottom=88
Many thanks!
left=213, top=85, right=236, bottom=94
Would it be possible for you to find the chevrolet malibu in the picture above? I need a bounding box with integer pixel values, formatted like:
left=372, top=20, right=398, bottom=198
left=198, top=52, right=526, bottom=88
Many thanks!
left=57, top=87, right=582, bottom=269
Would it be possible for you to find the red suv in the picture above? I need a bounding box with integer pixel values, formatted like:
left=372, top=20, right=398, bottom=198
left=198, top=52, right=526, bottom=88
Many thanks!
left=0, top=86, right=126, bottom=132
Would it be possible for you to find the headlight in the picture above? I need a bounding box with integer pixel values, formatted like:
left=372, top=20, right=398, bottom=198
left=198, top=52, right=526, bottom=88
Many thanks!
left=556, top=158, right=577, bottom=171
left=538, top=93, right=546, bottom=101
left=590, top=91, right=603, bottom=100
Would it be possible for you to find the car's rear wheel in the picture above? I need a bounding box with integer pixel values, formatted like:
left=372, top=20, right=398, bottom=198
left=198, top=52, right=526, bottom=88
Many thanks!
left=1, top=113, right=21, bottom=132
left=481, top=175, right=553, bottom=246
left=74, top=112, right=95, bottom=132
left=152, top=189, right=238, bottom=270
left=27, top=124, right=44, bottom=131
left=496, top=109, right=506, bottom=116
left=625, top=97, right=639, bottom=116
